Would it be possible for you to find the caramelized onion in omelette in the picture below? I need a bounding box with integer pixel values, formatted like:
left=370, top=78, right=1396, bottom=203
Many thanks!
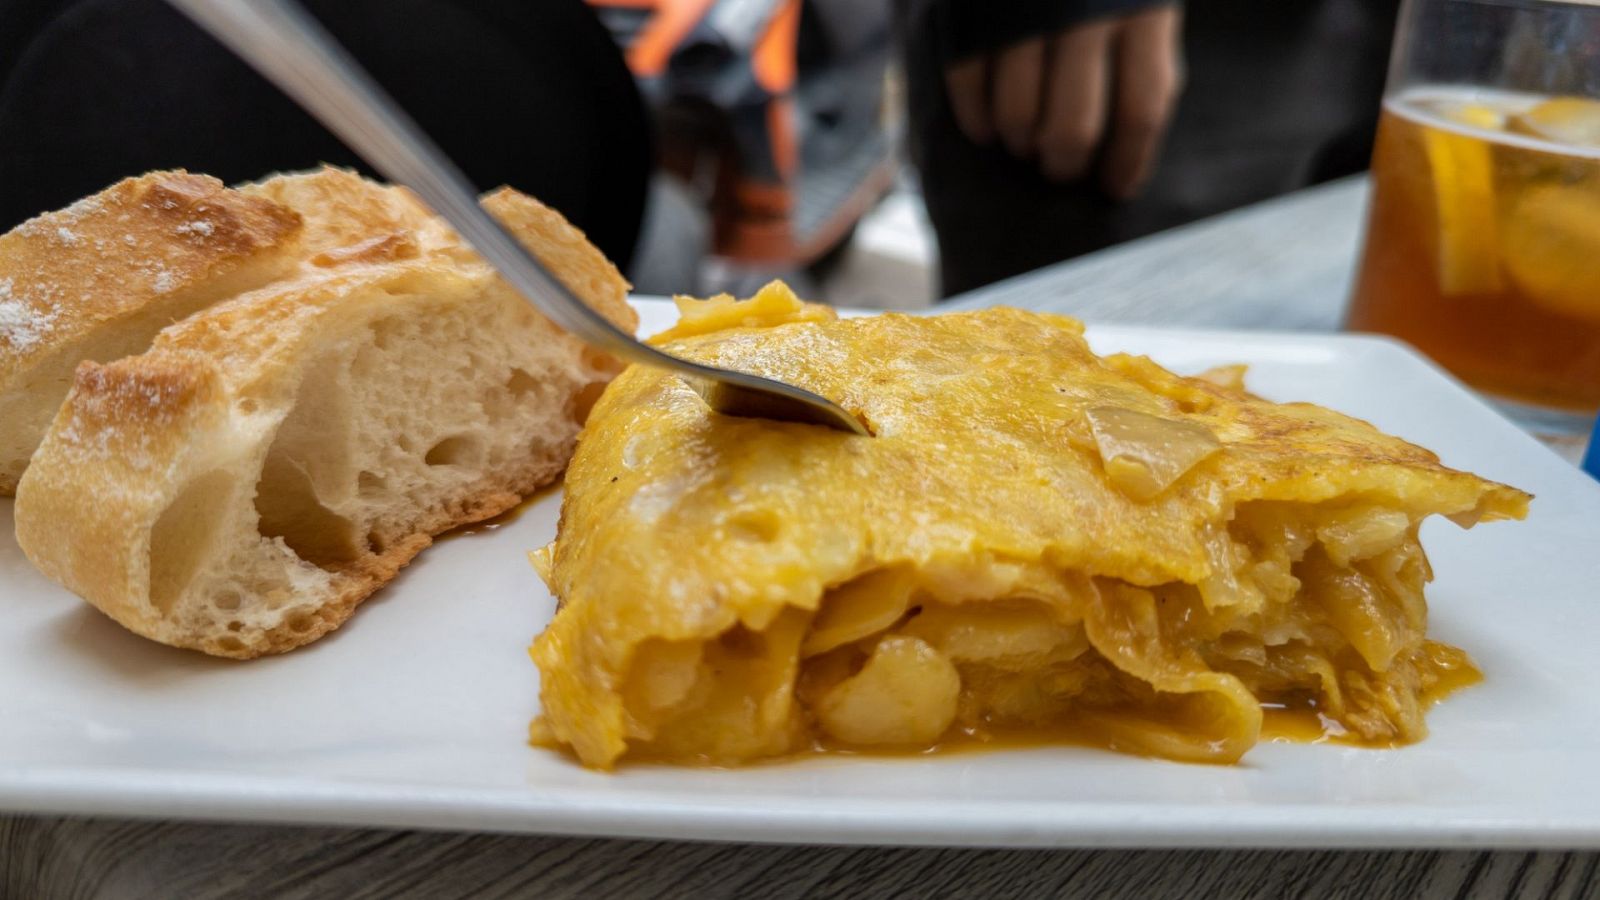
left=529, top=282, right=1529, bottom=768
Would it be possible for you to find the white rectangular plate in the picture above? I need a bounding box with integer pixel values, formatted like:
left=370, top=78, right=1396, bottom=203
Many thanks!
left=2, top=299, right=1598, bottom=849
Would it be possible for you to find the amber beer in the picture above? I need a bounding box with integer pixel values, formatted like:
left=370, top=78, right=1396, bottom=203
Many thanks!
left=1347, top=89, right=1600, bottom=413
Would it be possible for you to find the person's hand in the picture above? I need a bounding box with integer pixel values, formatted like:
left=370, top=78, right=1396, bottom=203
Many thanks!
left=944, top=4, right=1184, bottom=198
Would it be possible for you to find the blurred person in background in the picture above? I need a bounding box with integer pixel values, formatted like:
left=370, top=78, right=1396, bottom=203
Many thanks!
left=2, top=0, right=1400, bottom=304
left=900, top=0, right=1400, bottom=295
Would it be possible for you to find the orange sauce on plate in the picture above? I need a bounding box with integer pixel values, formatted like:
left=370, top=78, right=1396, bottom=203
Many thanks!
left=1260, top=657, right=1483, bottom=748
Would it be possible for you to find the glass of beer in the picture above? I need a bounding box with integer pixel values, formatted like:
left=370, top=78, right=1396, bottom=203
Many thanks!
left=1347, top=0, right=1600, bottom=430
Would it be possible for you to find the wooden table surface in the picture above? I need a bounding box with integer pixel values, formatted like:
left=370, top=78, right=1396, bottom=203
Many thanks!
left=943, top=175, right=1368, bottom=332
left=6, top=176, right=1596, bottom=900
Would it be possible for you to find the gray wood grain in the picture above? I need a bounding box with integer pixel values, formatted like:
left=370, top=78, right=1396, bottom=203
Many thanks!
left=5, top=817, right=1600, bottom=900
left=945, top=175, right=1369, bottom=332
left=7, top=176, right=1594, bottom=900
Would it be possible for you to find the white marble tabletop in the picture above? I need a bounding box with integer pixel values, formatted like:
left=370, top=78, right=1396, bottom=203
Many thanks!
left=5, top=176, right=1596, bottom=900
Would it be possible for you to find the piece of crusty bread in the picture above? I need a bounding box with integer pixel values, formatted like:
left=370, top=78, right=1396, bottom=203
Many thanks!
left=240, top=166, right=457, bottom=264
left=0, top=165, right=521, bottom=496
left=14, top=174, right=637, bottom=658
left=0, top=171, right=305, bottom=494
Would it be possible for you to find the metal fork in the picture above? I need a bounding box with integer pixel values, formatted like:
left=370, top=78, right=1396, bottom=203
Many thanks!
left=165, top=0, right=869, bottom=436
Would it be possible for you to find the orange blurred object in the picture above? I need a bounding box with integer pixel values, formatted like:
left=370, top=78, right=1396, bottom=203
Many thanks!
left=588, top=0, right=895, bottom=269
left=590, top=0, right=716, bottom=79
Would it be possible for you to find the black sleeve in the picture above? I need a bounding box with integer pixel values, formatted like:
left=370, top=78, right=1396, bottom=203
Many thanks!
left=0, top=0, right=650, bottom=268
left=933, top=0, right=1176, bottom=62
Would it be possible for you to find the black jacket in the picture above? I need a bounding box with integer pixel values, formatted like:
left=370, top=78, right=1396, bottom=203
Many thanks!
left=0, top=0, right=650, bottom=267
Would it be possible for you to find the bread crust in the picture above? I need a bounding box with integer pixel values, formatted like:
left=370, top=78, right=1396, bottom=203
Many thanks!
left=240, top=166, right=444, bottom=260
left=0, top=171, right=304, bottom=493
left=478, top=186, right=636, bottom=333
left=0, top=172, right=303, bottom=380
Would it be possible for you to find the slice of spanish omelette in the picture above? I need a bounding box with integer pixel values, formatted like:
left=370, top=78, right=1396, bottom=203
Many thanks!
left=530, top=283, right=1529, bottom=769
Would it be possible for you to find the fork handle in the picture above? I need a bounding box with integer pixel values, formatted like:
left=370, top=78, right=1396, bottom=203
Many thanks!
left=164, top=0, right=662, bottom=368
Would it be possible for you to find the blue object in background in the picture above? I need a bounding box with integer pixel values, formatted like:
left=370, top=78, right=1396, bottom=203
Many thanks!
left=1584, top=416, right=1600, bottom=481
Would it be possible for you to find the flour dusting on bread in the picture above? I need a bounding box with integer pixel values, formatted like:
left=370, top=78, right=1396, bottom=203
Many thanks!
left=0, top=279, right=57, bottom=352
